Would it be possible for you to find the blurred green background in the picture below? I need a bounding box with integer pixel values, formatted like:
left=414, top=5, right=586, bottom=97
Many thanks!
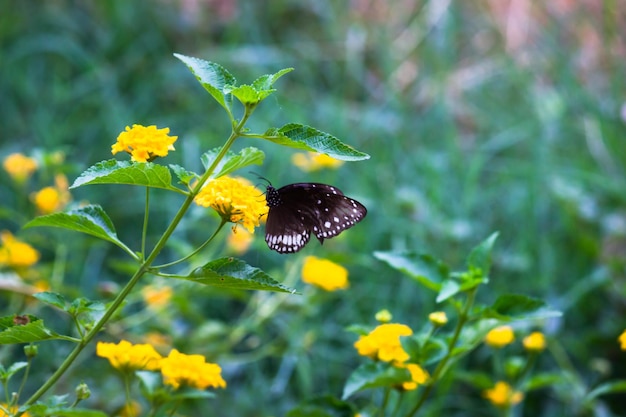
left=2, top=0, right=626, bottom=415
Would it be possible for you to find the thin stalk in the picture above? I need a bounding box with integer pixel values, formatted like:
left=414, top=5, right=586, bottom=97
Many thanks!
left=405, top=287, right=478, bottom=417
left=152, top=219, right=227, bottom=269
left=141, top=187, right=151, bottom=261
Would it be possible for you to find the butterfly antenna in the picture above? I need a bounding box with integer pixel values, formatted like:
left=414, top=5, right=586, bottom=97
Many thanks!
left=249, top=171, right=272, bottom=188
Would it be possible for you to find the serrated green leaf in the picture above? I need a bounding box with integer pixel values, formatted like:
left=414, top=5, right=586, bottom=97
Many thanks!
left=467, top=232, right=499, bottom=276
left=174, top=53, right=235, bottom=112
left=483, top=294, right=562, bottom=320
left=201, top=146, right=265, bottom=178
left=374, top=251, right=448, bottom=291
left=228, top=84, right=264, bottom=105
left=23, top=205, right=134, bottom=255
left=180, top=257, right=297, bottom=294
left=169, top=164, right=197, bottom=186
left=0, top=315, right=61, bottom=344
left=252, top=68, right=294, bottom=91
left=264, top=123, right=369, bottom=161
left=342, top=362, right=410, bottom=399
left=71, top=159, right=179, bottom=192
left=33, top=292, right=67, bottom=310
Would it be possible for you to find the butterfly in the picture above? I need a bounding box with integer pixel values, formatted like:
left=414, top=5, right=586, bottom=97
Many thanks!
left=264, top=182, right=367, bottom=253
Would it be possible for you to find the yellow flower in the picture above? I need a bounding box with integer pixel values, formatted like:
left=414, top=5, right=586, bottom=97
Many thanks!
left=0, top=231, right=40, bottom=268
left=160, top=349, right=226, bottom=390
left=301, top=256, right=349, bottom=291
left=31, top=174, right=71, bottom=214
left=619, top=330, right=626, bottom=350
left=0, top=403, right=30, bottom=417
left=398, top=363, right=429, bottom=391
left=483, top=381, right=524, bottom=407
left=375, top=309, right=392, bottom=323
left=226, top=227, right=254, bottom=254
left=291, top=152, right=344, bottom=172
left=143, top=332, right=171, bottom=350
left=354, top=323, right=413, bottom=363
left=194, top=176, right=268, bottom=233
left=523, top=331, right=546, bottom=352
left=96, top=340, right=162, bottom=372
left=141, top=285, right=173, bottom=310
left=485, top=326, right=515, bottom=348
left=3, top=153, right=38, bottom=182
left=111, top=124, right=178, bottom=163
left=118, top=401, right=142, bottom=417
left=428, top=311, right=448, bottom=326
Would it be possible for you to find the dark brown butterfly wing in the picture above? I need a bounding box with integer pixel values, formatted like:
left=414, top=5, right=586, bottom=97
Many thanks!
left=265, top=183, right=367, bottom=254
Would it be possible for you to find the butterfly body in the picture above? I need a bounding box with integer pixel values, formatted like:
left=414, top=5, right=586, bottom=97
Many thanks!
left=265, top=183, right=367, bottom=253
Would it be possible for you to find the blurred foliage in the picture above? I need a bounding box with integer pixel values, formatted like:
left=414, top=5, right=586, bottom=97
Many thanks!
left=2, top=0, right=626, bottom=415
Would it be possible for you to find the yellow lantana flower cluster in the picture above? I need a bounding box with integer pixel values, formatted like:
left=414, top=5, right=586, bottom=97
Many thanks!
left=194, top=176, right=268, bottom=233
left=31, top=174, right=71, bottom=214
left=0, top=231, right=40, bottom=268
left=485, top=326, right=515, bottom=348
left=301, top=256, right=349, bottom=291
left=291, top=152, right=344, bottom=172
left=355, top=323, right=413, bottom=363
left=523, top=331, right=546, bottom=352
left=3, top=153, right=38, bottom=182
left=96, top=340, right=162, bottom=372
left=354, top=323, right=429, bottom=391
left=141, top=285, right=173, bottom=310
left=96, top=340, right=226, bottom=391
left=111, top=124, right=178, bottom=163
left=483, top=381, right=524, bottom=408
left=0, top=403, right=30, bottom=417
left=160, top=349, right=227, bottom=390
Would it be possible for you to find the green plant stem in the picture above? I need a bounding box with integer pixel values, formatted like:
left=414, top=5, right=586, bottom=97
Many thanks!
left=405, top=287, right=478, bottom=417
left=16, top=356, right=32, bottom=402
left=141, top=187, right=151, bottom=261
left=21, top=114, right=250, bottom=411
left=151, top=218, right=228, bottom=269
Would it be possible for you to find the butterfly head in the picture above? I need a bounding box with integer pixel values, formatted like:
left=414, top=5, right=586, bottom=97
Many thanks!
left=265, top=184, right=282, bottom=208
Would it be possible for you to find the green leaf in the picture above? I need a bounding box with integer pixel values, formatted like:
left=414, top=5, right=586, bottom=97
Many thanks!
left=0, top=361, right=28, bottom=381
left=342, top=362, right=410, bottom=399
left=467, top=232, right=499, bottom=276
left=264, top=123, right=370, bottom=161
left=33, top=292, right=67, bottom=310
left=27, top=404, right=108, bottom=417
left=228, top=84, right=265, bottom=105
left=0, top=315, right=61, bottom=344
left=174, top=53, right=236, bottom=112
left=402, top=335, right=447, bottom=366
left=201, top=146, right=265, bottom=178
left=374, top=251, right=449, bottom=291
left=483, top=294, right=562, bottom=320
left=252, top=68, right=294, bottom=91
left=180, top=257, right=298, bottom=294
left=286, top=395, right=356, bottom=417
left=437, top=280, right=460, bottom=302
left=523, top=372, right=569, bottom=391
left=23, top=205, right=134, bottom=255
left=169, top=164, right=197, bottom=186
left=71, top=159, right=179, bottom=192
left=584, top=380, right=626, bottom=402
